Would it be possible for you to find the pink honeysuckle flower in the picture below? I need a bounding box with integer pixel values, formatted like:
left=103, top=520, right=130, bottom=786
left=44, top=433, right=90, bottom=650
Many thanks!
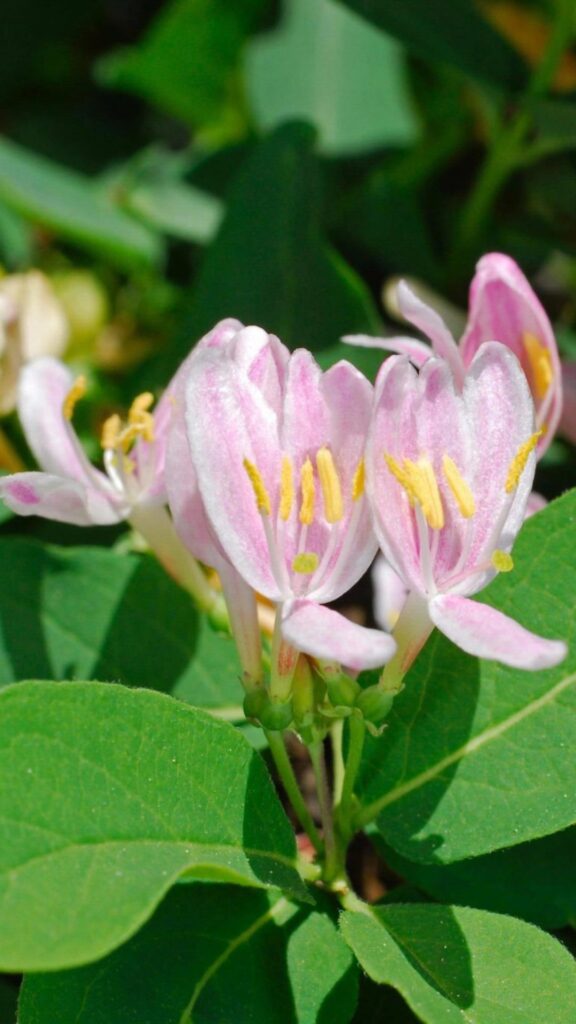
left=366, top=343, right=567, bottom=680
left=559, top=360, right=576, bottom=445
left=346, top=253, right=562, bottom=454
left=182, top=323, right=396, bottom=675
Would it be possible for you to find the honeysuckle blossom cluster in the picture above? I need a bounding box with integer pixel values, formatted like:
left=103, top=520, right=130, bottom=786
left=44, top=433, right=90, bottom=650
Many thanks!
left=0, top=254, right=568, bottom=734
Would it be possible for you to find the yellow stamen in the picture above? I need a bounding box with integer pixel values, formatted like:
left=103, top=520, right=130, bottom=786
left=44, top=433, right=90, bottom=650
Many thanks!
left=299, top=457, right=315, bottom=525
left=352, top=458, right=365, bottom=501
left=385, top=453, right=444, bottom=530
left=442, top=455, right=475, bottom=519
left=127, top=391, right=155, bottom=443
left=413, top=458, right=445, bottom=531
left=492, top=550, right=514, bottom=573
left=292, top=552, right=319, bottom=574
left=101, top=413, right=122, bottom=451
left=316, top=447, right=343, bottom=523
left=523, top=333, right=553, bottom=400
left=243, top=458, right=271, bottom=515
left=384, top=453, right=417, bottom=505
left=505, top=431, right=542, bottom=493
left=62, top=376, right=87, bottom=421
left=279, top=455, right=294, bottom=521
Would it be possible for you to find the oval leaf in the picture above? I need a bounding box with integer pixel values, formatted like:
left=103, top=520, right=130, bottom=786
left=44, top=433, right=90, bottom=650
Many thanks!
left=0, top=681, right=306, bottom=971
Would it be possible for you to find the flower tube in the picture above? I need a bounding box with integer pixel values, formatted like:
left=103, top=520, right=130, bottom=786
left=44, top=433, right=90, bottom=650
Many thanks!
left=346, top=253, right=562, bottom=453
left=183, top=324, right=396, bottom=694
left=366, top=343, right=566, bottom=688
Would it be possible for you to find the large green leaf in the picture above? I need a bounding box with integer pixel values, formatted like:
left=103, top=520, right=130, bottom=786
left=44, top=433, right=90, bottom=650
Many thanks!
left=341, top=903, right=576, bottom=1024
left=0, top=681, right=306, bottom=971
left=0, top=976, right=17, bottom=1023
left=356, top=489, right=576, bottom=863
left=20, top=885, right=357, bottom=1024
left=0, top=539, right=240, bottom=709
left=172, top=123, right=380, bottom=366
left=336, top=0, right=528, bottom=91
left=374, top=826, right=576, bottom=930
left=246, top=0, right=418, bottom=155
left=0, top=137, right=160, bottom=270
left=98, top=0, right=261, bottom=141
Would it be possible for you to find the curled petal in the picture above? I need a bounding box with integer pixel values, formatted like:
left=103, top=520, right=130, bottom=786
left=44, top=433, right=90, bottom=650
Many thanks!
left=396, top=280, right=464, bottom=385
left=560, top=359, right=576, bottom=444
left=343, top=333, right=432, bottom=367
left=429, top=593, right=567, bottom=670
left=461, top=253, right=562, bottom=450
left=0, top=472, right=121, bottom=526
left=372, top=555, right=408, bottom=632
left=281, top=599, right=396, bottom=673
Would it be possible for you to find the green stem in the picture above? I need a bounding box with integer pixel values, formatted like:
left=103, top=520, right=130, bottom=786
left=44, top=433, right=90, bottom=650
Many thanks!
left=331, top=721, right=345, bottom=806
left=337, top=714, right=365, bottom=843
left=265, top=730, right=323, bottom=855
left=310, top=741, right=341, bottom=884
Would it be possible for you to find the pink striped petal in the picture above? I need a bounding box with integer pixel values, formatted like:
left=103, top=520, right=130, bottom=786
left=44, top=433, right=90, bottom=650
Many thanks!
left=396, top=280, right=464, bottom=385
left=0, top=472, right=121, bottom=525
left=429, top=593, right=567, bottom=669
left=281, top=599, right=396, bottom=673
left=343, top=333, right=432, bottom=367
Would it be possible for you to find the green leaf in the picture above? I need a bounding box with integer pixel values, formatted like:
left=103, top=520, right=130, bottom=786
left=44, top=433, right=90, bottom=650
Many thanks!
left=357, top=489, right=576, bottom=863
left=172, top=123, right=380, bottom=366
left=246, top=0, right=418, bottom=156
left=0, top=539, right=240, bottom=707
left=0, top=681, right=306, bottom=971
left=0, top=136, right=160, bottom=270
left=20, top=885, right=357, bottom=1024
left=0, top=976, right=17, bottom=1023
left=341, top=903, right=576, bottom=1024
left=373, top=826, right=576, bottom=930
left=98, top=0, right=261, bottom=142
left=336, top=0, right=528, bottom=91
left=352, top=975, right=419, bottom=1023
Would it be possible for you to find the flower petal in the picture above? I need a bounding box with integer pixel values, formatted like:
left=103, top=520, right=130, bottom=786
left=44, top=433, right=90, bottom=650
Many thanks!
left=343, top=333, right=432, bottom=367
left=372, top=555, right=408, bottom=632
left=429, top=593, right=566, bottom=669
left=281, top=599, right=396, bottom=673
left=461, top=253, right=562, bottom=450
left=396, top=280, right=464, bottom=385
left=0, top=472, right=121, bottom=525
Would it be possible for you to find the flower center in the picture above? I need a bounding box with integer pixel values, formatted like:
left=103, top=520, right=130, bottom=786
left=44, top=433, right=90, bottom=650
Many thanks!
left=523, top=333, right=553, bottom=401
left=99, top=392, right=156, bottom=498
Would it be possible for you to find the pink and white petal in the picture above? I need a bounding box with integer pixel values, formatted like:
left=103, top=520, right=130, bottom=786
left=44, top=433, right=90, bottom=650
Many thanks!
left=342, top=333, right=432, bottom=367
left=185, top=346, right=283, bottom=600
left=429, top=593, right=566, bottom=669
left=559, top=360, right=576, bottom=444
left=396, top=280, right=464, bottom=385
left=461, top=253, right=562, bottom=449
left=525, top=491, right=547, bottom=518
left=372, top=555, right=408, bottom=632
left=18, top=358, right=101, bottom=487
left=218, top=560, right=263, bottom=684
left=281, top=599, right=396, bottom=673
left=0, top=472, right=121, bottom=526
left=462, top=342, right=536, bottom=572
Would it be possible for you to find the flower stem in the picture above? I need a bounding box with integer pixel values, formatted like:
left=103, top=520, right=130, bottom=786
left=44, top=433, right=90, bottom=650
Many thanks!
left=331, top=720, right=345, bottom=806
left=310, top=740, right=342, bottom=884
left=336, top=714, right=366, bottom=843
left=265, top=730, right=323, bottom=855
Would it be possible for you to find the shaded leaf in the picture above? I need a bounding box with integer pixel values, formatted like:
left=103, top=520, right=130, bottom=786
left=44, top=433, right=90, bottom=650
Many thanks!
left=0, top=681, right=306, bottom=971
left=341, top=902, right=576, bottom=1023
left=20, top=886, right=357, bottom=1024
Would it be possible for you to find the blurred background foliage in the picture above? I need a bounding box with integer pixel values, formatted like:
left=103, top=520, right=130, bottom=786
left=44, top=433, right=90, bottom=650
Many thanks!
left=0, top=0, right=575, bottom=508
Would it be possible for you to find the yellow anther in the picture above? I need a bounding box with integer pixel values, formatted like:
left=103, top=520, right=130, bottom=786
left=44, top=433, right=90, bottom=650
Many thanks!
left=385, top=453, right=444, bottom=529
left=524, top=333, right=553, bottom=400
left=505, top=431, right=542, bottom=493
left=413, top=458, right=445, bottom=530
left=316, top=447, right=344, bottom=523
left=352, top=457, right=365, bottom=501
left=101, top=413, right=122, bottom=451
left=442, top=455, right=475, bottom=519
left=292, top=552, right=319, bottom=574
left=299, top=457, right=315, bottom=525
left=384, top=453, right=417, bottom=505
left=279, top=455, right=294, bottom=521
left=492, top=550, right=514, bottom=573
left=243, top=458, right=271, bottom=515
left=62, top=376, right=87, bottom=421
left=127, top=391, right=155, bottom=443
